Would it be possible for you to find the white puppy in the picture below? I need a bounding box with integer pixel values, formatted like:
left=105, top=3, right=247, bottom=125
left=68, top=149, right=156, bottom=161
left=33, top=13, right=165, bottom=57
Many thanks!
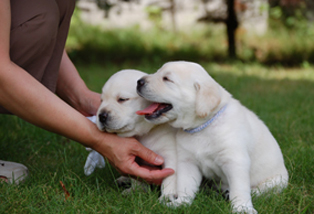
left=136, top=61, right=288, bottom=213
left=96, top=69, right=177, bottom=199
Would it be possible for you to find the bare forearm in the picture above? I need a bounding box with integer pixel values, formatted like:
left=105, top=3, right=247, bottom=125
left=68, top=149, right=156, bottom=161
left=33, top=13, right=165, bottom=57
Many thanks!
left=0, top=61, right=100, bottom=147
left=56, top=50, right=87, bottom=109
left=56, top=50, right=100, bottom=116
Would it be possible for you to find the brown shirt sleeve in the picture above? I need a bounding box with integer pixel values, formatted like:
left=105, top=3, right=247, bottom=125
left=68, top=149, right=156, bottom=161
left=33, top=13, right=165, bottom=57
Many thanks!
left=0, top=0, right=75, bottom=114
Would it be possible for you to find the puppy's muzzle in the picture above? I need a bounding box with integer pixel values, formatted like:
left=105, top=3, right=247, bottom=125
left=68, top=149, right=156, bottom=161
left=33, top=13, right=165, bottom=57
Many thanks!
left=98, top=111, right=109, bottom=124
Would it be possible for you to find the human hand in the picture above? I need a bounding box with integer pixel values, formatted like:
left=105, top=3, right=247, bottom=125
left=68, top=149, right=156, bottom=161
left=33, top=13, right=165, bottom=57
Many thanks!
left=92, top=134, right=175, bottom=185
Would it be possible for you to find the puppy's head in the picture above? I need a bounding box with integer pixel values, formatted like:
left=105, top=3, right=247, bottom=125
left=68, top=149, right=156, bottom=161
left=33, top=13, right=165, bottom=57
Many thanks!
left=137, top=61, right=231, bottom=129
left=96, top=69, right=154, bottom=137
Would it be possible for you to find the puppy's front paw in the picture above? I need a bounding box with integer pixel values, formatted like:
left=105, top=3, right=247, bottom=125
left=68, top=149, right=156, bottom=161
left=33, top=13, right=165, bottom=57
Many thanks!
left=159, top=194, right=177, bottom=204
left=232, top=205, right=258, bottom=214
left=165, top=196, right=193, bottom=208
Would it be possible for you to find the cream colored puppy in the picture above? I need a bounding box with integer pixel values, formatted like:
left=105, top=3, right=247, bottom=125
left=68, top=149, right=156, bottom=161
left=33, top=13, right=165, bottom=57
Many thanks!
left=136, top=61, right=288, bottom=214
left=96, top=69, right=177, bottom=199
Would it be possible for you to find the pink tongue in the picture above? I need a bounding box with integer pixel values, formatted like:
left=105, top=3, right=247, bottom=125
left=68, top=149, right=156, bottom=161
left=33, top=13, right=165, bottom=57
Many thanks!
left=136, top=103, right=160, bottom=115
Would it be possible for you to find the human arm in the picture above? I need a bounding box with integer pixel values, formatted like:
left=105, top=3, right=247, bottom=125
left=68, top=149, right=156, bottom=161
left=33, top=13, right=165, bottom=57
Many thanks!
left=56, top=49, right=100, bottom=116
left=0, top=1, right=174, bottom=183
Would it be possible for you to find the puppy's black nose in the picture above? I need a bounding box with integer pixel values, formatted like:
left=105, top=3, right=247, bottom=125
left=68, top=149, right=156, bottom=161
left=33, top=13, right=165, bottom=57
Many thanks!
left=98, top=112, right=108, bottom=124
left=137, top=78, right=146, bottom=90
left=137, top=78, right=146, bottom=87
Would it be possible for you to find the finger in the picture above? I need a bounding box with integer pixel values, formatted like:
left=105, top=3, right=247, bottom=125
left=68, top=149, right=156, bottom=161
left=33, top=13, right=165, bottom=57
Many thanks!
left=139, top=165, right=175, bottom=185
left=133, top=143, right=164, bottom=166
left=129, top=164, right=175, bottom=183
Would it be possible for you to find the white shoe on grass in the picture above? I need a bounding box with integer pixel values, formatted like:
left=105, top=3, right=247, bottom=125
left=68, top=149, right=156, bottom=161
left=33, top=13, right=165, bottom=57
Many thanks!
left=0, top=160, right=28, bottom=184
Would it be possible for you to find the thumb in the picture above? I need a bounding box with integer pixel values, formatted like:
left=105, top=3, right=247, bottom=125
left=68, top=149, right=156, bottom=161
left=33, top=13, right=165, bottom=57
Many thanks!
left=134, top=143, right=164, bottom=166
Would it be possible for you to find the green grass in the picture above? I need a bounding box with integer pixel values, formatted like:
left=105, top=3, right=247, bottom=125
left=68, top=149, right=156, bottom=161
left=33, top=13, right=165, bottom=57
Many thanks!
left=1, top=61, right=314, bottom=213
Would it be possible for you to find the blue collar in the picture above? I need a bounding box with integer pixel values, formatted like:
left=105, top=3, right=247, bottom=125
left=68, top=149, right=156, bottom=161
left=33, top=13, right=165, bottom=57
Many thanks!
left=184, top=105, right=227, bottom=134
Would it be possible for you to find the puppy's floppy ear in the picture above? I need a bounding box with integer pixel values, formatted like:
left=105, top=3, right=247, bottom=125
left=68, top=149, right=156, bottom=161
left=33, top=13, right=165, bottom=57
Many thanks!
left=194, top=81, right=221, bottom=118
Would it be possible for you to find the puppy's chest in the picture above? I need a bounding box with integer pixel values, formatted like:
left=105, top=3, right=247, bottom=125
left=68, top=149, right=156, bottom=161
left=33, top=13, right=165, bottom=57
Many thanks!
left=177, top=133, right=224, bottom=178
left=138, top=127, right=174, bottom=152
left=177, top=133, right=218, bottom=155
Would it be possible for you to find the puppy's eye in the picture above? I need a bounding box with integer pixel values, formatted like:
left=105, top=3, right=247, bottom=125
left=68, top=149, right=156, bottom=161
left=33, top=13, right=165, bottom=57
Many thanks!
left=163, top=76, right=173, bottom=82
left=118, top=98, right=129, bottom=103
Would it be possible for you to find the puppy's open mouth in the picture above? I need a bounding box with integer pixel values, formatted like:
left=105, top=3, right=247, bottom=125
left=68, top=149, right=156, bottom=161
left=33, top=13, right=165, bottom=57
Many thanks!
left=136, top=103, right=172, bottom=119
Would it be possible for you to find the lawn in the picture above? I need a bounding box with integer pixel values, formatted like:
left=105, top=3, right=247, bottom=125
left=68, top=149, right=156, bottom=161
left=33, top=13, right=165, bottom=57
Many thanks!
left=1, top=60, right=313, bottom=214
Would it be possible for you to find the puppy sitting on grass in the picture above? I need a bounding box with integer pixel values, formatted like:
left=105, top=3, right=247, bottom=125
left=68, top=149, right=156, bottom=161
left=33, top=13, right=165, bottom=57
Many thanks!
left=136, top=61, right=288, bottom=214
left=96, top=69, right=177, bottom=200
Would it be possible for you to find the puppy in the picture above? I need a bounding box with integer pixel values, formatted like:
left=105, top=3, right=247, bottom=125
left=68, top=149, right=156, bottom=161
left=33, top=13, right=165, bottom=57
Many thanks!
left=136, top=61, right=288, bottom=213
left=96, top=69, right=177, bottom=199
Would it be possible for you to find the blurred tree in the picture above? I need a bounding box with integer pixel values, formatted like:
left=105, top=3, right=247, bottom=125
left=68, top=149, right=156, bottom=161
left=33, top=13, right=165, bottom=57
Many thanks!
left=145, top=0, right=177, bottom=32
left=226, top=0, right=238, bottom=58
left=198, top=0, right=239, bottom=58
left=269, top=0, right=313, bottom=37
left=198, top=0, right=268, bottom=58
left=95, top=0, right=115, bottom=18
left=95, top=0, right=140, bottom=18
left=269, top=0, right=314, bottom=22
left=85, top=0, right=270, bottom=59
left=169, top=0, right=176, bottom=32
left=94, top=0, right=177, bottom=31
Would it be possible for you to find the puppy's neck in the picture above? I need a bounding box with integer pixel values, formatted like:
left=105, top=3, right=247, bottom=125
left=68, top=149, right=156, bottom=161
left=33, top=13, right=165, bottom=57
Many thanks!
left=133, top=121, right=156, bottom=139
left=184, top=104, right=227, bottom=134
left=116, top=119, right=155, bottom=138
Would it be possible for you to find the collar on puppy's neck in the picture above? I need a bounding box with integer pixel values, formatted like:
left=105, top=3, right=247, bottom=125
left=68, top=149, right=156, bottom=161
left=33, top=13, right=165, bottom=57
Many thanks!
left=184, top=105, right=227, bottom=134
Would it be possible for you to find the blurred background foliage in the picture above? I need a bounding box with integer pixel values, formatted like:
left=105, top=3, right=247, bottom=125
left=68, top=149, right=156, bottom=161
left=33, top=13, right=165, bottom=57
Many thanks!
left=66, top=0, right=314, bottom=67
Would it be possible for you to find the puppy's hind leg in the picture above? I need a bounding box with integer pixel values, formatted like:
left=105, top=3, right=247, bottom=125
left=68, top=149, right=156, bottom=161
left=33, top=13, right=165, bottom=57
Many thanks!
left=222, top=158, right=257, bottom=214
left=252, top=173, right=289, bottom=196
